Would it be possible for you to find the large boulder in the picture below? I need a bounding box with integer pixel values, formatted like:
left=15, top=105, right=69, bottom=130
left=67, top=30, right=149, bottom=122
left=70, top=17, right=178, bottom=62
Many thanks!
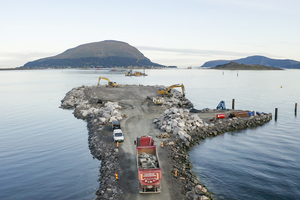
left=102, top=112, right=111, bottom=120
left=154, top=107, right=203, bottom=139
left=166, top=126, right=172, bottom=133
left=109, top=116, right=117, bottom=123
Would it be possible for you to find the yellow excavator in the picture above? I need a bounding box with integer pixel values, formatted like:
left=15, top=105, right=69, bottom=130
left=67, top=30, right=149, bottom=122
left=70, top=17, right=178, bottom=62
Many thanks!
left=158, top=84, right=185, bottom=97
left=97, top=76, right=118, bottom=87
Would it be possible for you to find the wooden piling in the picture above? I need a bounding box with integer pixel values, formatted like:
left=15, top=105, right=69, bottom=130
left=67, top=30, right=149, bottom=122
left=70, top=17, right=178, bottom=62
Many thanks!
left=232, top=99, right=235, bottom=110
left=295, top=103, right=298, bottom=116
left=275, top=108, right=278, bottom=121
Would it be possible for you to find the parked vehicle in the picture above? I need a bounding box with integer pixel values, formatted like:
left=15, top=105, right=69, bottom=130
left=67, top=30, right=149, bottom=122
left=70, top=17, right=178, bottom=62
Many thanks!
left=112, top=121, right=121, bottom=130
left=134, top=136, right=162, bottom=193
left=113, top=129, right=124, bottom=142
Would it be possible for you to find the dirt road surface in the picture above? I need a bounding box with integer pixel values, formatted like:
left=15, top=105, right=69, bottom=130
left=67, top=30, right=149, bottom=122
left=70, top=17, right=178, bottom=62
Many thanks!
left=120, top=101, right=172, bottom=200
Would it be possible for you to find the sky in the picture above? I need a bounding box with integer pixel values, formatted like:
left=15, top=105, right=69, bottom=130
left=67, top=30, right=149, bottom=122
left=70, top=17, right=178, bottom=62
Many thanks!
left=1, top=0, right=300, bottom=68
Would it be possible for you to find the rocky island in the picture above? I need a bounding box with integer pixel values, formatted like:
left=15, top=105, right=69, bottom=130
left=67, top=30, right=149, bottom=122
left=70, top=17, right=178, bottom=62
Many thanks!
left=212, top=61, right=283, bottom=70
left=60, top=84, right=272, bottom=200
left=201, top=55, right=300, bottom=69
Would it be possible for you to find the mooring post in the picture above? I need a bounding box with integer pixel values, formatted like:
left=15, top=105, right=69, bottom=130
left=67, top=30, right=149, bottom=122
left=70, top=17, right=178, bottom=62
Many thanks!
left=275, top=108, right=278, bottom=121
left=232, top=99, right=235, bottom=110
left=295, top=103, right=298, bottom=116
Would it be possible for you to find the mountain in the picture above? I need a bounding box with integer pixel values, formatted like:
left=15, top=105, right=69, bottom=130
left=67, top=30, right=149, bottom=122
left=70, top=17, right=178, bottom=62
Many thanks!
left=201, top=55, right=300, bottom=69
left=212, top=62, right=283, bottom=70
left=20, top=40, right=165, bottom=68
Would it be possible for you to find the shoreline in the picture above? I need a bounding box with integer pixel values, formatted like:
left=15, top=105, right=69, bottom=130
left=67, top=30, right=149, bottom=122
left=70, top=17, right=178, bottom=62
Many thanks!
left=60, top=84, right=272, bottom=200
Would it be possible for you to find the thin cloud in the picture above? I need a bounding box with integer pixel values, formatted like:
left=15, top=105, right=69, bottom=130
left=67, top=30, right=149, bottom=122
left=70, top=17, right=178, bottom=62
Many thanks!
left=0, top=52, right=56, bottom=68
left=0, top=52, right=55, bottom=60
left=195, top=0, right=287, bottom=12
left=137, top=46, right=250, bottom=57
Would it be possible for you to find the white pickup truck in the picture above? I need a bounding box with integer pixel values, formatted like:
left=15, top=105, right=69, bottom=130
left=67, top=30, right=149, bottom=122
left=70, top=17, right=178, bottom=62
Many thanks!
left=113, top=129, right=124, bottom=142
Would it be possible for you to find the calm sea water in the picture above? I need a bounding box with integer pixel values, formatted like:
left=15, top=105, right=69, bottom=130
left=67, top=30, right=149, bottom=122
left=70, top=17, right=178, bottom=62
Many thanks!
left=0, top=69, right=299, bottom=199
left=0, top=70, right=100, bottom=200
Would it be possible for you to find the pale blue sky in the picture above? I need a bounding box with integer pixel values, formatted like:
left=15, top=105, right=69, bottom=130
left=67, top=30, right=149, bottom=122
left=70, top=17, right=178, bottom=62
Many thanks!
left=1, top=0, right=300, bottom=68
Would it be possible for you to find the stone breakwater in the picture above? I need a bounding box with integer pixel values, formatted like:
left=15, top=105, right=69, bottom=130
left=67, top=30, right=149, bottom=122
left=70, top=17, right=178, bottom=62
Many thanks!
left=60, top=85, right=124, bottom=122
left=60, top=86, right=125, bottom=199
left=154, top=107, right=272, bottom=200
left=153, top=107, right=206, bottom=145
left=60, top=85, right=272, bottom=200
left=87, top=119, right=123, bottom=199
left=154, top=107, right=272, bottom=148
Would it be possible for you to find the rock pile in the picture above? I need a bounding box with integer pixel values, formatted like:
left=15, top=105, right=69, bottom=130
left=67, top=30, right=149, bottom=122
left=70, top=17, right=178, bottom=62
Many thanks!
left=60, top=86, right=125, bottom=199
left=186, top=185, right=210, bottom=200
left=153, top=107, right=207, bottom=145
left=156, top=132, right=170, bottom=138
left=165, top=140, right=212, bottom=200
left=60, top=85, right=86, bottom=109
left=154, top=106, right=273, bottom=149
left=152, top=88, right=193, bottom=108
left=84, top=113, right=123, bottom=200
left=74, top=101, right=123, bottom=121
left=60, top=86, right=123, bottom=122
left=138, top=152, right=158, bottom=169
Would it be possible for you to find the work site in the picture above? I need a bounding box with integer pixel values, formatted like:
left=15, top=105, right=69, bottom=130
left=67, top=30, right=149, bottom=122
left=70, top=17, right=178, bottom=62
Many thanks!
left=60, top=78, right=272, bottom=200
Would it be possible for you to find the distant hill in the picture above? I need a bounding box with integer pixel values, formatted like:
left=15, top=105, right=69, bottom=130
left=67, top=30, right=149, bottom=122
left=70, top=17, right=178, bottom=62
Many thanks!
left=201, top=55, right=300, bottom=69
left=20, top=40, right=165, bottom=68
left=212, top=62, right=283, bottom=70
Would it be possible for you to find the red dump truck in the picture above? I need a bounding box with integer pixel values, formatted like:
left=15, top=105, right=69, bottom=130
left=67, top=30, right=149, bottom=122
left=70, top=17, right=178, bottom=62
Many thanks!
left=134, top=136, right=162, bottom=193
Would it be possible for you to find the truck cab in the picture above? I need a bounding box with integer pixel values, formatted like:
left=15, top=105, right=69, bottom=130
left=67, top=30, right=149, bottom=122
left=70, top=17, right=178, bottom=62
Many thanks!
left=113, top=129, right=124, bottom=142
left=112, top=121, right=121, bottom=130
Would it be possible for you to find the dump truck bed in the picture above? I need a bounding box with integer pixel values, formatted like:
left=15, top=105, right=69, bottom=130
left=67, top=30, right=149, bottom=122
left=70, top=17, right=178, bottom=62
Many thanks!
left=135, top=136, right=162, bottom=193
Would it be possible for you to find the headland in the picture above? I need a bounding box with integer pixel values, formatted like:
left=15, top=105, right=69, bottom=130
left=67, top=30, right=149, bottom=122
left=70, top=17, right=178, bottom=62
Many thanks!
left=60, top=84, right=272, bottom=200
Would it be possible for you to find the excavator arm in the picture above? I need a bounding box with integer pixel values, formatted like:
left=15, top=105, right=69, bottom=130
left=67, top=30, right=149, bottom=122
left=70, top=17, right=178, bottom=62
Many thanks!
left=97, top=76, right=118, bottom=87
left=158, top=84, right=185, bottom=96
left=167, top=84, right=185, bottom=96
